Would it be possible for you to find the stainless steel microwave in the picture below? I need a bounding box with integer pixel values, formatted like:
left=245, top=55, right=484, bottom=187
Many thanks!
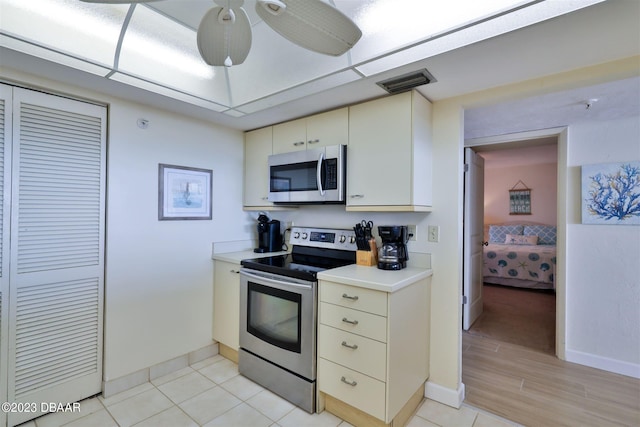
left=268, top=144, right=346, bottom=204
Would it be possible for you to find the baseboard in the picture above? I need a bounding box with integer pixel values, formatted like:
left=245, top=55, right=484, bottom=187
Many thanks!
left=424, top=381, right=465, bottom=409
left=102, top=342, right=219, bottom=398
left=566, top=349, right=640, bottom=379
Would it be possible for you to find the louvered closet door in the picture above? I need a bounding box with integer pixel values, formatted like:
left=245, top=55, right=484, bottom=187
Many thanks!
left=7, top=88, right=106, bottom=426
left=0, top=84, right=14, bottom=427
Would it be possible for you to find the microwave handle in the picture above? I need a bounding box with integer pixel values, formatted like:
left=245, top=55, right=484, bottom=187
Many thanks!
left=316, top=151, right=325, bottom=196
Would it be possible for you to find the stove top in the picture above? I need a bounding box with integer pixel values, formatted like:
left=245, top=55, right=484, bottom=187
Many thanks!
left=241, top=227, right=357, bottom=281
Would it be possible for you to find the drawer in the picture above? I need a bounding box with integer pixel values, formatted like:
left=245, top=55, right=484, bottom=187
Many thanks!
left=318, top=358, right=386, bottom=421
left=319, top=281, right=387, bottom=316
left=318, top=325, right=386, bottom=381
left=319, top=302, right=387, bottom=342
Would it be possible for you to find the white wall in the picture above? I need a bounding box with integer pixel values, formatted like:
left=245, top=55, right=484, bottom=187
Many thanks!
left=0, top=63, right=255, bottom=382
left=565, top=116, right=640, bottom=377
left=104, top=102, right=252, bottom=380
left=484, top=162, right=558, bottom=226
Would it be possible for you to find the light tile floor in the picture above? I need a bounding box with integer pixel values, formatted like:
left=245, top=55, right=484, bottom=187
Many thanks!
left=20, top=355, right=522, bottom=427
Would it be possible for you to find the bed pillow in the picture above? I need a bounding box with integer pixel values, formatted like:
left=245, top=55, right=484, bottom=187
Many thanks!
left=488, top=225, right=524, bottom=243
left=524, top=225, right=556, bottom=245
left=505, top=233, right=538, bottom=245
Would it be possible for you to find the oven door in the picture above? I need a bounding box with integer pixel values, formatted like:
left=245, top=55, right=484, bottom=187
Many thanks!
left=239, top=268, right=316, bottom=380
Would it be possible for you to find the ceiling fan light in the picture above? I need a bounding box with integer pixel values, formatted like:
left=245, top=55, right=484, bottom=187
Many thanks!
left=258, top=0, right=286, bottom=16
left=197, top=6, right=252, bottom=66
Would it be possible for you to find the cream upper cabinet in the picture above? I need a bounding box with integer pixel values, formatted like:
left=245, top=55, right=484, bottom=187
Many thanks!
left=244, top=126, right=273, bottom=209
left=272, top=108, right=348, bottom=154
left=347, top=91, right=432, bottom=211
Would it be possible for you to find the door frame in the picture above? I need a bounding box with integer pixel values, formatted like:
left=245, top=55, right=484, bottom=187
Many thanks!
left=464, top=126, right=567, bottom=359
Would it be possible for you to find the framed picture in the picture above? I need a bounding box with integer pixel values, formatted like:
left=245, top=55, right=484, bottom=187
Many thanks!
left=158, top=164, right=212, bottom=220
left=509, top=187, right=531, bottom=215
left=581, top=161, right=640, bottom=225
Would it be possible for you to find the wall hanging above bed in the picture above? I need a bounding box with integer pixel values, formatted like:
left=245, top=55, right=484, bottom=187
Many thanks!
left=509, top=180, right=531, bottom=215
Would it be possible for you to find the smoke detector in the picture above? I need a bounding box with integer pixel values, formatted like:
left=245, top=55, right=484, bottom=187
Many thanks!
left=376, top=69, right=437, bottom=94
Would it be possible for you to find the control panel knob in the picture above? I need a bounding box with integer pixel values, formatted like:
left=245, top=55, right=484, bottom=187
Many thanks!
left=301, top=232, right=308, bottom=239
left=293, top=232, right=300, bottom=239
left=350, top=236, right=356, bottom=244
left=339, top=235, right=347, bottom=243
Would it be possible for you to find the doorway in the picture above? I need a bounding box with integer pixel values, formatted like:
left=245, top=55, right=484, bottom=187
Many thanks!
left=466, top=140, right=558, bottom=354
left=463, top=128, right=567, bottom=358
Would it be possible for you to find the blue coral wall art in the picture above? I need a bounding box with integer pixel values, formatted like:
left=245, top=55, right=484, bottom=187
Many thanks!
left=581, top=161, right=640, bottom=225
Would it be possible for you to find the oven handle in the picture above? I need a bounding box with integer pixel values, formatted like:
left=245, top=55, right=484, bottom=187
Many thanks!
left=240, top=268, right=314, bottom=290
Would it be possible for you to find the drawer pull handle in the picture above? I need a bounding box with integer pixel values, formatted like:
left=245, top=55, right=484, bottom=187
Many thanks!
left=308, top=139, right=320, bottom=144
left=230, top=269, right=240, bottom=274
left=342, top=293, right=359, bottom=301
left=342, top=317, right=359, bottom=325
left=341, top=341, right=358, bottom=350
left=293, top=141, right=305, bottom=146
left=341, top=376, right=357, bottom=387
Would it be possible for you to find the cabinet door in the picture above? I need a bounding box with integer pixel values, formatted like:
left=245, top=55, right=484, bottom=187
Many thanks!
left=347, top=93, right=412, bottom=206
left=213, top=261, right=241, bottom=350
left=244, top=127, right=273, bottom=207
left=306, top=108, right=348, bottom=149
left=272, top=118, right=306, bottom=154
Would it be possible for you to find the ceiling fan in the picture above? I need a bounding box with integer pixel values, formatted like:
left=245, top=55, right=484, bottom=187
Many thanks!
left=80, top=0, right=362, bottom=67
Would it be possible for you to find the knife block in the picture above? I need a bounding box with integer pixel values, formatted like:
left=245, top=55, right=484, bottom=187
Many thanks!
left=356, top=239, right=378, bottom=266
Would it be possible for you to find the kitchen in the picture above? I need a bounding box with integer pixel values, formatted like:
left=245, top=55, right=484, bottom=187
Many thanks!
left=0, top=1, right=639, bottom=426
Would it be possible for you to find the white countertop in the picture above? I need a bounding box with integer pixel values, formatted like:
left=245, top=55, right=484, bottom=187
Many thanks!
left=213, top=249, right=432, bottom=293
left=212, top=250, right=288, bottom=264
left=317, top=264, right=432, bottom=293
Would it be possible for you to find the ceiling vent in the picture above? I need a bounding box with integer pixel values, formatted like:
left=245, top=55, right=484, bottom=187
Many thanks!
left=376, top=69, right=437, bottom=94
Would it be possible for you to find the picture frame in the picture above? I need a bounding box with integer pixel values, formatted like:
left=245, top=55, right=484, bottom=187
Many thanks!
left=581, top=161, right=640, bottom=225
left=158, top=164, right=212, bottom=220
left=509, top=181, right=532, bottom=215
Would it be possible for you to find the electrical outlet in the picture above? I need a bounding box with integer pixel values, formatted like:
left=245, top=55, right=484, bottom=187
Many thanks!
left=428, top=225, right=439, bottom=243
left=407, top=225, right=417, bottom=241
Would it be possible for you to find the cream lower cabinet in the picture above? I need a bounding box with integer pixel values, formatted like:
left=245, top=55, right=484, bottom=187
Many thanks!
left=213, top=260, right=241, bottom=361
left=317, top=279, right=430, bottom=426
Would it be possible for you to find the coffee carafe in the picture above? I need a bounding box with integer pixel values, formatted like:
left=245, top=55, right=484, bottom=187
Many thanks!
left=254, top=213, right=282, bottom=253
left=377, top=225, right=409, bottom=270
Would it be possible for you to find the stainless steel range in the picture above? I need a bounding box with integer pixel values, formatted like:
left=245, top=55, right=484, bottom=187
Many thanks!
left=239, top=227, right=356, bottom=413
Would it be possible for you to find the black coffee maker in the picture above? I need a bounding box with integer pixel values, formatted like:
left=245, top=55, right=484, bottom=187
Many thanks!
left=254, top=213, right=282, bottom=253
left=377, top=225, right=409, bottom=270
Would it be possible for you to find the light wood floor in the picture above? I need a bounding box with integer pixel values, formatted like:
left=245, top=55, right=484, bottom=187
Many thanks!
left=462, top=332, right=640, bottom=426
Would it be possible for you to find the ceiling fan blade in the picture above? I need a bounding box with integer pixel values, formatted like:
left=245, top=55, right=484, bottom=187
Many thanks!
left=197, top=6, right=252, bottom=66
left=256, top=0, right=362, bottom=56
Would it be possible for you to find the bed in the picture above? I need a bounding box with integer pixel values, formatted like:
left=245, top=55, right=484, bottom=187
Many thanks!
left=483, top=223, right=557, bottom=290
